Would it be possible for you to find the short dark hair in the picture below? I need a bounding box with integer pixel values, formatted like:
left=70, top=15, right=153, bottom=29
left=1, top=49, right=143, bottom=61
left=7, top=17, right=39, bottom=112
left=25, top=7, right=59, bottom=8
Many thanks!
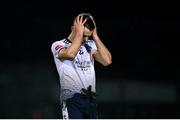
left=78, top=13, right=95, bottom=31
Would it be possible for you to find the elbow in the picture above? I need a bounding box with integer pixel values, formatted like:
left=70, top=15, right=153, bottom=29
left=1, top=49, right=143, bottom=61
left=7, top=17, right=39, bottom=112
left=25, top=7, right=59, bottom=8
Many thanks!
left=103, top=59, right=112, bottom=66
left=103, top=53, right=112, bottom=66
left=66, top=51, right=76, bottom=60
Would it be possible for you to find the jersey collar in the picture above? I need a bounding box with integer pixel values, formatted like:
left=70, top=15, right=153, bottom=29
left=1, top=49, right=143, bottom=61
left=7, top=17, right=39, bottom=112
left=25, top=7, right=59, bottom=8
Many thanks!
left=66, top=38, right=72, bottom=43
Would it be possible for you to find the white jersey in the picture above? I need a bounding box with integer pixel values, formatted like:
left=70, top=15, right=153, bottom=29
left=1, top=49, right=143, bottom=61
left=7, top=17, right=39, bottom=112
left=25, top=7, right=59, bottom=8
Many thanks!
left=51, top=38, right=97, bottom=102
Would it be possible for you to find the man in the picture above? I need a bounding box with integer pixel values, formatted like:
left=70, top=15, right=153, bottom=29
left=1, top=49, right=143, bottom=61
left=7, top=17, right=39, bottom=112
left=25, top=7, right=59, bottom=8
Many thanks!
left=51, top=13, right=112, bottom=119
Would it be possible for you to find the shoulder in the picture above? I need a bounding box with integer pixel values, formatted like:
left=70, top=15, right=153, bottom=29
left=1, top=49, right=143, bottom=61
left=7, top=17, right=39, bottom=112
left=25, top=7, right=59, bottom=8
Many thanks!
left=51, top=38, right=69, bottom=47
left=51, top=39, right=64, bottom=46
left=51, top=39, right=66, bottom=52
left=52, top=38, right=72, bottom=46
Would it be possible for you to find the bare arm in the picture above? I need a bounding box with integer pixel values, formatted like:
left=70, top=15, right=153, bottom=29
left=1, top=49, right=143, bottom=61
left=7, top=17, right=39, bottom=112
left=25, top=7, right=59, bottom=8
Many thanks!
left=58, top=16, right=86, bottom=60
left=92, top=28, right=112, bottom=66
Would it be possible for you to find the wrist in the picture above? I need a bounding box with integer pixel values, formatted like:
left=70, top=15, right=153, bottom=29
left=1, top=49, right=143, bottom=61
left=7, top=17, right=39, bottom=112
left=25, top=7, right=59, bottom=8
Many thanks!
left=73, top=32, right=83, bottom=41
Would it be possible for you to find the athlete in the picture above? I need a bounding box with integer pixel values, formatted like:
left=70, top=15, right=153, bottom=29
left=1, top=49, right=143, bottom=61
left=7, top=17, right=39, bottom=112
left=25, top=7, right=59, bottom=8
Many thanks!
left=51, top=13, right=112, bottom=119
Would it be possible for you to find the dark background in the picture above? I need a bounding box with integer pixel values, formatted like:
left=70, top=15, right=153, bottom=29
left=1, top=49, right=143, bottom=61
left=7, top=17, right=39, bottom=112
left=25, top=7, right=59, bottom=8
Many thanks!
left=4, top=0, right=180, bottom=118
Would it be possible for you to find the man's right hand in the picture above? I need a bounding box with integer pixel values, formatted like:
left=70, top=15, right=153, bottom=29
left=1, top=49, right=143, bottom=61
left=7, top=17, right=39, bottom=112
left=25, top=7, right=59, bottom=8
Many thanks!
left=58, top=16, right=87, bottom=60
left=72, top=15, right=87, bottom=38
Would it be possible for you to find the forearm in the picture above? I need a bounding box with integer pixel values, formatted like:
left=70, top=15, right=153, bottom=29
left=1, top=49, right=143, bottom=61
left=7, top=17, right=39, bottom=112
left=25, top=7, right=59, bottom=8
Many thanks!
left=59, top=32, right=83, bottom=60
left=93, top=35, right=112, bottom=66
left=58, top=15, right=86, bottom=60
left=67, top=32, right=83, bottom=56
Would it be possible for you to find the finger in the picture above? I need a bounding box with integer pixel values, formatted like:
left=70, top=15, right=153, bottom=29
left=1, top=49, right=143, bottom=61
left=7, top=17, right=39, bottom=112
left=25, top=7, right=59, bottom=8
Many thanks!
left=76, top=16, right=80, bottom=24
left=82, top=18, right=87, bottom=25
left=79, top=15, right=83, bottom=23
left=73, top=16, right=78, bottom=25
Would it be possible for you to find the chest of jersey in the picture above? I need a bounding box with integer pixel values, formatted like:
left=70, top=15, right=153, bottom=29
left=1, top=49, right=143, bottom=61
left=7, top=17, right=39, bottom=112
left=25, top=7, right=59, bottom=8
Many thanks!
left=74, top=45, right=93, bottom=70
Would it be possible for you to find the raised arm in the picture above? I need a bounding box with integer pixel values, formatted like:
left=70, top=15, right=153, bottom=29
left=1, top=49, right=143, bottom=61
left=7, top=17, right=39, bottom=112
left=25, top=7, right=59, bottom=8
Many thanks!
left=58, top=16, right=86, bottom=60
left=92, top=27, right=112, bottom=66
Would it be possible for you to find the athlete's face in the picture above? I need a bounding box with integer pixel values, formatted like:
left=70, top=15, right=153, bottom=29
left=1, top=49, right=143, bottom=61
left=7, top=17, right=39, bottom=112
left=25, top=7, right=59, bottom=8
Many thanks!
left=83, top=27, right=93, bottom=41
